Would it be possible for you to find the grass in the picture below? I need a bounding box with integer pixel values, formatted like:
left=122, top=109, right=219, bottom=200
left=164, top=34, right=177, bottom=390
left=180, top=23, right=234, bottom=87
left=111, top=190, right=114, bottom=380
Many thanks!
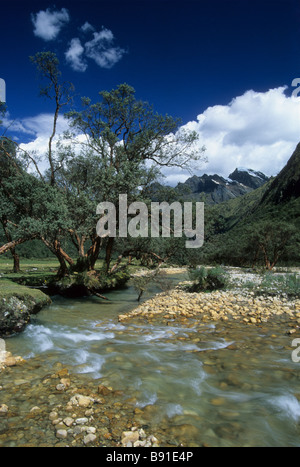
left=0, top=279, right=52, bottom=308
left=0, top=257, right=144, bottom=290
left=0, top=258, right=59, bottom=287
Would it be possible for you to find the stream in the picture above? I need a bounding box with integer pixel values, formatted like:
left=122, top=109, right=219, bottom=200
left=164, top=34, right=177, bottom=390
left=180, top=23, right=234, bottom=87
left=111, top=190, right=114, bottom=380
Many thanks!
left=2, top=273, right=300, bottom=447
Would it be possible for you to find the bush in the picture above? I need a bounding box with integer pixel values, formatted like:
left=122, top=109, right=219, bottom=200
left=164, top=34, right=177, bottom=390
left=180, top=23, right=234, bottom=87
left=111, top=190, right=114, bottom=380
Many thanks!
left=258, top=272, right=300, bottom=297
left=188, top=266, right=228, bottom=292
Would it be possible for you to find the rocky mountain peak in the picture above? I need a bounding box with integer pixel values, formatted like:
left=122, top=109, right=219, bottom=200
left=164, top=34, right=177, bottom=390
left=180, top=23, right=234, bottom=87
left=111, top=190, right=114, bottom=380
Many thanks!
left=176, top=168, right=269, bottom=204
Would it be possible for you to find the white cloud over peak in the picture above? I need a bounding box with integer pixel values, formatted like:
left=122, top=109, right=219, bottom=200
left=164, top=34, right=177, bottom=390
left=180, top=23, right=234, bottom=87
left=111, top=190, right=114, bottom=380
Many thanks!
left=31, top=7, right=70, bottom=41
left=6, top=87, right=299, bottom=185
left=179, top=86, right=300, bottom=181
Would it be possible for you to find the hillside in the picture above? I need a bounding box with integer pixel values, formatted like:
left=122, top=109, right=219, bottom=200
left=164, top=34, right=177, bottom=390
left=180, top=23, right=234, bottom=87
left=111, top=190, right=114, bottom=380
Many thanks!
left=192, top=143, right=300, bottom=268
left=260, top=142, right=300, bottom=205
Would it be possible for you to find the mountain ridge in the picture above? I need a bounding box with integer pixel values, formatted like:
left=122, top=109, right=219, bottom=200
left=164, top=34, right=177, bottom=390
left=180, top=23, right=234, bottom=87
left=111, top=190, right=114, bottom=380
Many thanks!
left=175, top=167, right=270, bottom=204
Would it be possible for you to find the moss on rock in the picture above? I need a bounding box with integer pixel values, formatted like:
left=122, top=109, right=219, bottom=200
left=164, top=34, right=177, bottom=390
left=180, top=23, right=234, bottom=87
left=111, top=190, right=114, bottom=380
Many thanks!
left=0, top=280, right=51, bottom=336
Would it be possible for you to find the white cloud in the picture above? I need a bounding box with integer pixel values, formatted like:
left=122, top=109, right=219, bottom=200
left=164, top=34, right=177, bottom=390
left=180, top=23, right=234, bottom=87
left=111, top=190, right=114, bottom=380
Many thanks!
left=65, top=38, right=87, bottom=72
left=80, top=22, right=95, bottom=33
left=85, top=28, right=126, bottom=69
left=10, top=114, right=71, bottom=173
left=8, top=87, right=299, bottom=185
left=178, top=87, right=300, bottom=181
left=31, top=7, right=70, bottom=41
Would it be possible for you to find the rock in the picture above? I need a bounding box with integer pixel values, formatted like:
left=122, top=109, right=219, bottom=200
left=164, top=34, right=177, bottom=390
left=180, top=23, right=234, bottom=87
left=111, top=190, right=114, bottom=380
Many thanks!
left=60, top=378, right=71, bottom=388
left=56, top=383, right=66, bottom=391
left=30, top=406, right=41, bottom=413
left=86, top=427, right=96, bottom=434
left=70, top=394, right=94, bottom=408
left=134, top=440, right=147, bottom=447
left=56, top=429, right=68, bottom=439
left=0, top=404, right=8, bottom=413
left=63, top=417, right=74, bottom=427
left=121, top=430, right=139, bottom=445
left=4, top=356, right=17, bottom=367
left=0, top=290, right=51, bottom=337
left=49, top=411, right=58, bottom=421
left=98, top=384, right=112, bottom=396
left=57, top=368, right=69, bottom=378
left=83, top=433, right=97, bottom=445
left=75, top=417, right=89, bottom=425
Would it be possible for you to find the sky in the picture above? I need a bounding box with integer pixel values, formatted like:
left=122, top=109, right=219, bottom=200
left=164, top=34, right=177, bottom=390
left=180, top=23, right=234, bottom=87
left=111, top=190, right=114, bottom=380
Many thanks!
left=1, top=0, right=300, bottom=185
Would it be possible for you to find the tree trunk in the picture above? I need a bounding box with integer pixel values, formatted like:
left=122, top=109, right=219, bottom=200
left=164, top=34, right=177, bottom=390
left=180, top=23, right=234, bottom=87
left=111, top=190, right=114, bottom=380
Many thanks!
left=105, top=237, right=115, bottom=273
left=1, top=219, right=21, bottom=272
left=87, top=236, right=101, bottom=271
left=41, top=237, right=74, bottom=277
left=12, top=248, right=20, bottom=273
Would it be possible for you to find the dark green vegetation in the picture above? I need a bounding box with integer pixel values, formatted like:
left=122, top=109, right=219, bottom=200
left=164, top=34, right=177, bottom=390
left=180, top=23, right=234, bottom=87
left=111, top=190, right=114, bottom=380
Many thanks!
left=187, top=266, right=229, bottom=292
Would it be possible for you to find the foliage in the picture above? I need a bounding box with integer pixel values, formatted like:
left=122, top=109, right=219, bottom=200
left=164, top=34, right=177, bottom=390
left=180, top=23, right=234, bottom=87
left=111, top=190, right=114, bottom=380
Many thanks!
left=188, top=266, right=229, bottom=292
left=242, top=271, right=300, bottom=298
left=131, top=268, right=172, bottom=301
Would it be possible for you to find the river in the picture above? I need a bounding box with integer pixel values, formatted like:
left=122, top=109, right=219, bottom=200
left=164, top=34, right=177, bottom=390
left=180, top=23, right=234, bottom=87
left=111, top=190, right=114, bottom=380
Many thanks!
left=2, top=273, right=300, bottom=447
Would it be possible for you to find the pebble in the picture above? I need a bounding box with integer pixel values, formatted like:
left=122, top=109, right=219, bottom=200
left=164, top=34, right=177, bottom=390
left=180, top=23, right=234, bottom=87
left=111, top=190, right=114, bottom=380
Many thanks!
left=83, top=433, right=97, bottom=445
left=118, top=285, right=300, bottom=328
left=56, top=429, right=68, bottom=439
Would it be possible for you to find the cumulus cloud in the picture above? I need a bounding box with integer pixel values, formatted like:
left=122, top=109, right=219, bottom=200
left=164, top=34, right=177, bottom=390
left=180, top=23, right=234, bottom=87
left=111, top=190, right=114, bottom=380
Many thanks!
left=178, top=87, right=300, bottom=181
left=30, top=7, right=126, bottom=71
left=7, top=87, right=299, bottom=184
left=65, top=38, right=87, bottom=72
left=65, top=26, right=126, bottom=71
left=85, top=28, right=126, bottom=69
left=31, top=7, right=70, bottom=41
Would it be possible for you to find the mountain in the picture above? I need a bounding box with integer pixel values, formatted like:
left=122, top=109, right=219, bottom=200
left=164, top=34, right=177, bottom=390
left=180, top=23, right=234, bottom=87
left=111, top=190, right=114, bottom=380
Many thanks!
left=176, top=167, right=269, bottom=204
left=197, top=142, right=300, bottom=267
left=260, top=142, right=300, bottom=205
left=229, top=168, right=269, bottom=189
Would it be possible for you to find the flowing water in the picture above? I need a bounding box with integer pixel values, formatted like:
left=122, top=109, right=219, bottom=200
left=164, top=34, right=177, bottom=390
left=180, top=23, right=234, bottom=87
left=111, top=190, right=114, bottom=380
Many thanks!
left=2, top=275, right=300, bottom=447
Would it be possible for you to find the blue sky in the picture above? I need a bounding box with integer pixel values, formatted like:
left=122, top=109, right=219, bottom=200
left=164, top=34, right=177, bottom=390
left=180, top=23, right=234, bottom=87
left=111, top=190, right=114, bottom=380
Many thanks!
left=1, top=0, right=300, bottom=184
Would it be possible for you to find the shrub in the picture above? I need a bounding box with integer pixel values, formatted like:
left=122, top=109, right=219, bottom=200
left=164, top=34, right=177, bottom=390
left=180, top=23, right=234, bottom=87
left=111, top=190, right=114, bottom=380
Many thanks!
left=188, top=266, right=228, bottom=292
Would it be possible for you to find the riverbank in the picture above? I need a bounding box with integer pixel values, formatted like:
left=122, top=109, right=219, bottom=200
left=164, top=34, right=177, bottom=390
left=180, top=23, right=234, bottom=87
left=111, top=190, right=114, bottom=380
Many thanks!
left=0, top=280, right=52, bottom=337
left=118, top=281, right=300, bottom=333
left=119, top=287, right=300, bottom=327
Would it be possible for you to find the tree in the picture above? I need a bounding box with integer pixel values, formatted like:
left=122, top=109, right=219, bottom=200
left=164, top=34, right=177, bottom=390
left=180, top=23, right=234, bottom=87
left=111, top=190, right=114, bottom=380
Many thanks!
left=64, top=83, right=205, bottom=273
left=249, top=220, right=297, bottom=270
left=29, top=52, right=74, bottom=186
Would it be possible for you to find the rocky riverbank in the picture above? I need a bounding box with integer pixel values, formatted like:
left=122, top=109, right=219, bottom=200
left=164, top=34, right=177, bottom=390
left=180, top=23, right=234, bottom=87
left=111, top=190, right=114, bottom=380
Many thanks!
left=119, top=284, right=300, bottom=332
